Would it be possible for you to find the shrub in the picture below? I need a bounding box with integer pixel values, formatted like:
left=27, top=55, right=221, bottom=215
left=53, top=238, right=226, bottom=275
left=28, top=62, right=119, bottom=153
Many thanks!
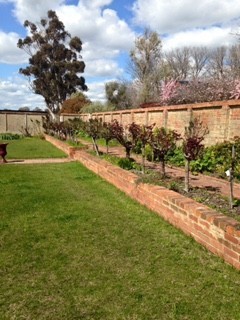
left=0, top=133, right=23, bottom=140
left=167, top=146, right=185, bottom=167
left=118, top=157, right=136, bottom=170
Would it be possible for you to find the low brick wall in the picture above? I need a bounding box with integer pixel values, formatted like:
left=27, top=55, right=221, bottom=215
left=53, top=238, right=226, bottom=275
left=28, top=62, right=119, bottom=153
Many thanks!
left=45, top=135, right=240, bottom=270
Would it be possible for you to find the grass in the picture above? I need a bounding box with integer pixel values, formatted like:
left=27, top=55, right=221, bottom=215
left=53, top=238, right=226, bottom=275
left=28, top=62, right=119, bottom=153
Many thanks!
left=0, top=162, right=240, bottom=320
left=2, top=137, right=67, bottom=159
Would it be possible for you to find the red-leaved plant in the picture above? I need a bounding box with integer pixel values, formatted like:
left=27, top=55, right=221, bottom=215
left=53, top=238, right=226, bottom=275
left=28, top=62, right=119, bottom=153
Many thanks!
left=183, top=117, right=209, bottom=192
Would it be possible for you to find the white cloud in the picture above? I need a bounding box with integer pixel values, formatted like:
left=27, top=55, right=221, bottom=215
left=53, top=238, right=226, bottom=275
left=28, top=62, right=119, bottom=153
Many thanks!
left=84, top=59, right=123, bottom=78
left=163, top=27, right=237, bottom=51
left=85, top=81, right=106, bottom=102
left=0, top=31, right=27, bottom=64
left=0, top=77, right=45, bottom=110
left=80, top=0, right=113, bottom=9
left=57, top=3, right=135, bottom=53
left=12, top=0, right=64, bottom=24
left=132, top=0, right=240, bottom=34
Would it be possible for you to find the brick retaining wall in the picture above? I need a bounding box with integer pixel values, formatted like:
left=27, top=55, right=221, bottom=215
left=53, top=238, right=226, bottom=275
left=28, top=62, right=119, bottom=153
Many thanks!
left=45, top=135, right=240, bottom=270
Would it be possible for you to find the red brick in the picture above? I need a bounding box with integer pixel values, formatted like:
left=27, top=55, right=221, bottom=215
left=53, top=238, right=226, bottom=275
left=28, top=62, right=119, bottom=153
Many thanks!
left=225, top=233, right=239, bottom=245
left=224, top=247, right=239, bottom=261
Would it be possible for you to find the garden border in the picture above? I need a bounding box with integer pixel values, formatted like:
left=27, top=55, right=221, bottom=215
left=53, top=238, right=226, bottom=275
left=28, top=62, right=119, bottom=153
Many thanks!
left=45, top=134, right=240, bottom=270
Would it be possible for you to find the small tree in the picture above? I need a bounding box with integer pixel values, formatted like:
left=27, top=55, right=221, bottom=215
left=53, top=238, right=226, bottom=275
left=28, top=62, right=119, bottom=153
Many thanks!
left=128, top=123, right=154, bottom=173
left=85, top=118, right=103, bottom=156
left=105, top=81, right=132, bottom=110
left=150, top=127, right=181, bottom=177
left=183, top=117, right=209, bottom=192
left=109, top=120, right=133, bottom=158
left=61, top=93, right=91, bottom=114
left=101, top=122, right=114, bottom=154
left=68, top=118, right=85, bottom=144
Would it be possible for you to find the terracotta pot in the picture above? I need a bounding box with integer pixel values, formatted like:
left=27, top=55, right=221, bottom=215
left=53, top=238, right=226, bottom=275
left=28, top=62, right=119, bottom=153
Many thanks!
left=0, top=143, right=8, bottom=163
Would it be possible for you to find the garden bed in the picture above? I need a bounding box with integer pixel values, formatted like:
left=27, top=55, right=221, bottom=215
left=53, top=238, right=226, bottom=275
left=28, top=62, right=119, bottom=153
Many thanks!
left=136, top=170, right=240, bottom=221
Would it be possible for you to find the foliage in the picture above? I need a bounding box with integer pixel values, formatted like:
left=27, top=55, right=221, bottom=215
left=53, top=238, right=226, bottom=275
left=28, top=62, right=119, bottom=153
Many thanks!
left=18, top=10, right=87, bottom=116
left=117, top=157, right=136, bottom=170
left=81, top=101, right=116, bottom=113
left=0, top=133, right=23, bottom=140
left=105, top=81, right=132, bottom=110
left=109, top=120, right=133, bottom=158
left=128, top=123, right=154, bottom=172
left=160, top=78, right=240, bottom=106
left=183, top=117, right=208, bottom=161
left=129, top=29, right=163, bottom=104
left=84, top=118, right=103, bottom=155
left=183, top=117, right=209, bottom=192
left=150, top=127, right=181, bottom=177
left=166, top=146, right=185, bottom=167
left=160, top=80, right=179, bottom=105
left=190, top=148, right=218, bottom=173
left=61, top=92, right=91, bottom=114
left=128, top=37, right=240, bottom=106
left=230, top=79, right=240, bottom=99
left=190, top=137, right=240, bottom=179
left=100, top=121, right=114, bottom=153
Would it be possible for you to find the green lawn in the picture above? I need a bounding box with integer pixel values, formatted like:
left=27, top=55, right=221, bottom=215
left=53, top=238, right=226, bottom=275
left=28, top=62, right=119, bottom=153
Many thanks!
left=0, top=162, right=240, bottom=320
left=2, top=137, right=67, bottom=159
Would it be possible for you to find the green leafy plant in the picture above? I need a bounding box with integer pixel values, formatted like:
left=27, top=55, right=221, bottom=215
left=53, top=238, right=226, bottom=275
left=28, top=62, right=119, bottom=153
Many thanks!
left=117, top=157, right=136, bottom=170
left=0, top=133, right=23, bottom=140
left=167, top=146, right=185, bottom=167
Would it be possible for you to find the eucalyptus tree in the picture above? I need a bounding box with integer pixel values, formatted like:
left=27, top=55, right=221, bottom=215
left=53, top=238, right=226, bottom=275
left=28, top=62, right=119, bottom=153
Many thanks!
left=17, top=10, right=87, bottom=118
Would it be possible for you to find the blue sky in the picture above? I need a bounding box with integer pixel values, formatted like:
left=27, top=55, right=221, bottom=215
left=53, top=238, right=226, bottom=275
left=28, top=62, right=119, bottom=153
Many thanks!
left=0, top=0, right=240, bottom=110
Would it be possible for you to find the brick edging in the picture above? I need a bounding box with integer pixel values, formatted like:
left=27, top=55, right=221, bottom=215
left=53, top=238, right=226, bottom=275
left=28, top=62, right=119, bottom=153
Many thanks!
left=45, top=135, right=240, bottom=270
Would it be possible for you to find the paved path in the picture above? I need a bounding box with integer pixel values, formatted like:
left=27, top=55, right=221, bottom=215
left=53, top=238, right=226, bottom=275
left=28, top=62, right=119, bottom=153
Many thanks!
left=2, top=158, right=73, bottom=165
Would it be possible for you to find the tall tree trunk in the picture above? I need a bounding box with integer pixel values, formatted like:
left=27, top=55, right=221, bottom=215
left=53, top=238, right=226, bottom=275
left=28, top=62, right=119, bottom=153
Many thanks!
left=229, top=144, right=235, bottom=209
left=160, top=160, right=166, bottom=177
left=159, top=155, right=166, bottom=178
left=126, top=146, right=131, bottom=158
left=92, top=137, right=99, bottom=156
left=141, top=145, right=146, bottom=173
left=184, top=159, right=190, bottom=192
left=106, top=140, right=109, bottom=154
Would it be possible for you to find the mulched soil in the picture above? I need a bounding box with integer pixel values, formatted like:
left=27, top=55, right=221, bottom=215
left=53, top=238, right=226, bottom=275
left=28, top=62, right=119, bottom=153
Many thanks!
left=136, top=169, right=240, bottom=221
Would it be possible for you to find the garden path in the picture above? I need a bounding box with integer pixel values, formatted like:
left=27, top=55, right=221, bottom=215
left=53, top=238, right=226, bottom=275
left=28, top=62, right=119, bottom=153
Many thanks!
left=3, top=158, right=73, bottom=164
